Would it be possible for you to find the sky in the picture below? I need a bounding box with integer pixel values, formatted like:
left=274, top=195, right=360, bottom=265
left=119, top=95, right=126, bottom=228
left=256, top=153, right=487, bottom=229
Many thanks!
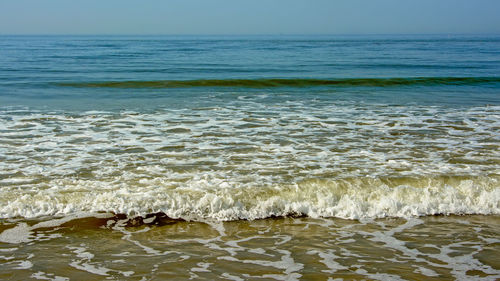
left=0, top=0, right=499, bottom=35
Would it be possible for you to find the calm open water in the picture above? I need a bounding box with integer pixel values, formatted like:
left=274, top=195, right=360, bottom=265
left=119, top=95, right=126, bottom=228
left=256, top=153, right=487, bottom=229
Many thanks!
left=0, top=35, right=499, bottom=280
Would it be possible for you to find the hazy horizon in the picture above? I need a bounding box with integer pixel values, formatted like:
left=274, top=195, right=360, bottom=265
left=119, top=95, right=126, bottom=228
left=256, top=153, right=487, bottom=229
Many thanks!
left=1, top=0, right=499, bottom=35
left=1, top=33, right=500, bottom=36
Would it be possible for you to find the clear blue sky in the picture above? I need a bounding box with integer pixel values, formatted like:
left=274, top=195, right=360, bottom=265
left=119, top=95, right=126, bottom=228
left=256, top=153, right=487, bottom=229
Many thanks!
left=1, top=0, right=499, bottom=35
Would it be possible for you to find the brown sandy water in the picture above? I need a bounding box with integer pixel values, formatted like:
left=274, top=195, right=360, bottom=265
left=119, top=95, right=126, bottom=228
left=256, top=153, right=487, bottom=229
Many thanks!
left=1, top=215, right=499, bottom=280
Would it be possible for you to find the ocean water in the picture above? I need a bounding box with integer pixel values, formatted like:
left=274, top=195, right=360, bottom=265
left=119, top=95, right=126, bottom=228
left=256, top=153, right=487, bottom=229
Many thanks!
left=0, top=35, right=499, bottom=280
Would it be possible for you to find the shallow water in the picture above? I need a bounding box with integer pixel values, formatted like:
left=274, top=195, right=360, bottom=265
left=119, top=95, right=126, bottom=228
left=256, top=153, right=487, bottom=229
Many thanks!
left=0, top=35, right=499, bottom=279
left=0, top=103, right=499, bottom=220
left=1, top=215, right=499, bottom=280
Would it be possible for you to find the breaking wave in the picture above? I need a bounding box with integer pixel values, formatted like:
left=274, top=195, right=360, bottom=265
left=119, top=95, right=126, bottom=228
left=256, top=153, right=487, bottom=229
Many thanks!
left=1, top=176, right=499, bottom=221
left=56, top=77, right=500, bottom=89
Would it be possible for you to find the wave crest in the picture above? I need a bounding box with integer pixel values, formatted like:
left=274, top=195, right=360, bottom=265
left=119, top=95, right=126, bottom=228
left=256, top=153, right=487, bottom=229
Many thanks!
left=1, top=176, right=498, bottom=221
left=57, top=77, right=500, bottom=88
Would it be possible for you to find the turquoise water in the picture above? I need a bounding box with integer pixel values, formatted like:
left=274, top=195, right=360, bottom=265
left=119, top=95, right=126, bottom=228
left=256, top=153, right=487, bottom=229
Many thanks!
left=1, top=35, right=499, bottom=111
left=0, top=35, right=499, bottom=280
left=1, top=33, right=499, bottom=218
left=1, top=34, right=499, bottom=219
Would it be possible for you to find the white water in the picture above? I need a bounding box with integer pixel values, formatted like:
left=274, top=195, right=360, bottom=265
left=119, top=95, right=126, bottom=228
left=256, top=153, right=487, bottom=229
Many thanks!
left=1, top=102, right=499, bottom=220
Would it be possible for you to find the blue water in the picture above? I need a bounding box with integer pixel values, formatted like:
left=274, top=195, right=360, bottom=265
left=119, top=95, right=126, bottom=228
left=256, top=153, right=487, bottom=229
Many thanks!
left=1, top=35, right=500, bottom=281
left=0, top=34, right=499, bottom=221
left=1, top=35, right=499, bottom=111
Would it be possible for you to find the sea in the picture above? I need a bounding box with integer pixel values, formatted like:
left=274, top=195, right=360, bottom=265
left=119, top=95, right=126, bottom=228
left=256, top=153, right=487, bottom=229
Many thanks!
left=0, top=35, right=499, bottom=280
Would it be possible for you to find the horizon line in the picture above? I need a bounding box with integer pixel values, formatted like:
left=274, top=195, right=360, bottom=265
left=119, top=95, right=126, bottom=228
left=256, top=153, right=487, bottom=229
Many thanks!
left=1, top=32, right=499, bottom=37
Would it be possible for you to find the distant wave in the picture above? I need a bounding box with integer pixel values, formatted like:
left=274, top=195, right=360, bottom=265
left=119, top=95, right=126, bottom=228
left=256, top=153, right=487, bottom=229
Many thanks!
left=56, top=77, right=500, bottom=89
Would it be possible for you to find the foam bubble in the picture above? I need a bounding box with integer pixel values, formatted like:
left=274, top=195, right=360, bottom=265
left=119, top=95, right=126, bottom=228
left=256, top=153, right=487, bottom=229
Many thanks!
left=0, top=176, right=498, bottom=221
left=0, top=104, right=499, bottom=221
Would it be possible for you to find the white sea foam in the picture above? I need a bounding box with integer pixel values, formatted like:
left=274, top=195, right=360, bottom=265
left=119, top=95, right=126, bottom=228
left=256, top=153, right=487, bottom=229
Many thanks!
left=0, top=103, right=499, bottom=221
left=0, top=176, right=498, bottom=221
left=68, top=246, right=110, bottom=276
